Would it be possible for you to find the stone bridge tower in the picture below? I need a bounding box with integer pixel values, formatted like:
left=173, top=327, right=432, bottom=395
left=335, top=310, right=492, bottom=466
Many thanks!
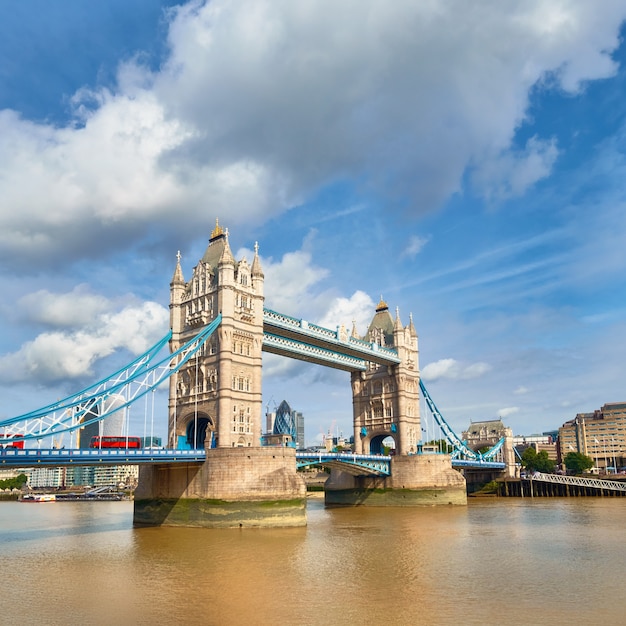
left=135, top=220, right=306, bottom=528
left=328, top=299, right=466, bottom=506
left=351, top=299, right=421, bottom=456
left=167, top=220, right=265, bottom=450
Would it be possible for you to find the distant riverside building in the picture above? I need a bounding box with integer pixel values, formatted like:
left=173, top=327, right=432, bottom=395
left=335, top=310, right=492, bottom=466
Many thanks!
left=0, top=468, right=22, bottom=481
left=559, top=402, right=626, bottom=472
left=26, top=466, right=72, bottom=489
left=273, top=400, right=297, bottom=443
left=325, top=434, right=353, bottom=452
left=295, top=410, right=304, bottom=450
left=78, top=394, right=127, bottom=449
left=91, top=464, right=138, bottom=488
left=25, top=465, right=139, bottom=489
left=513, top=434, right=558, bottom=462
left=463, top=419, right=512, bottom=451
left=141, top=436, right=162, bottom=448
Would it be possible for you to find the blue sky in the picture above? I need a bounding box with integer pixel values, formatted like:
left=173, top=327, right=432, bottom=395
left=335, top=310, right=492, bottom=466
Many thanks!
left=1, top=1, right=626, bottom=446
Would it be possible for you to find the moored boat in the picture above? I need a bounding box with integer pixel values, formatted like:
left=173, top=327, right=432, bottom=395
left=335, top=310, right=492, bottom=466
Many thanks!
left=20, top=493, right=57, bottom=502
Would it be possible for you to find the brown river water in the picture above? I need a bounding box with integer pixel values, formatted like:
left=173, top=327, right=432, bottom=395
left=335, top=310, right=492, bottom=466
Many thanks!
left=1, top=496, right=625, bottom=625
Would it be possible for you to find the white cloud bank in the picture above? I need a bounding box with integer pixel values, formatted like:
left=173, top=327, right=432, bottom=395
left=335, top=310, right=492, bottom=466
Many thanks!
left=1, top=1, right=625, bottom=268
left=1, top=239, right=372, bottom=387
left=421, top=358, right=492, bottom=382
left=0, top=295, right=169, bottom=384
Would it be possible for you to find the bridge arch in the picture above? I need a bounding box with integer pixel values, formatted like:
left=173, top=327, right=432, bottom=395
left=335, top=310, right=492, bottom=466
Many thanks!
left=184, top=413, right=214, bottom=449
left=366, top=432, right=396, bottom=455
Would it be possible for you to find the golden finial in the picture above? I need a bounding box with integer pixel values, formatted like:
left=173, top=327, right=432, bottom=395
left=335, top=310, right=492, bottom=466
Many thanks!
left=376, top=295, right=388, bottom=312
left=210, top=218, right=224, bottom=240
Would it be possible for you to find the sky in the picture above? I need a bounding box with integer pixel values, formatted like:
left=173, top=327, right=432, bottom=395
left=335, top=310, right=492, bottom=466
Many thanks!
left=2, top=1, right=626, bottom=447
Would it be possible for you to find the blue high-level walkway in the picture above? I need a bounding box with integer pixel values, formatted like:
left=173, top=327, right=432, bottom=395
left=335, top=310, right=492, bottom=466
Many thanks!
left=263, top=308, right=400, bottom=371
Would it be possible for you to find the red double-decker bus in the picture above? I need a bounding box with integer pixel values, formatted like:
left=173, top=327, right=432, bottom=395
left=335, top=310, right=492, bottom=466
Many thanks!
left=0, top=434, right=25, bottom=449
left=89, top=436, right=142, bottom=449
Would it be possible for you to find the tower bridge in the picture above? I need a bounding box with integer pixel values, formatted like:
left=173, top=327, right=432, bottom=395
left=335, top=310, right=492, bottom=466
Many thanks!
left=0, top=220, right=513, bottom=527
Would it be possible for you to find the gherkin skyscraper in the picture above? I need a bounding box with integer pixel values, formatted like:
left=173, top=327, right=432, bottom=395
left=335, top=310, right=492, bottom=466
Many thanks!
left=273, top=400, right=297, bottom=443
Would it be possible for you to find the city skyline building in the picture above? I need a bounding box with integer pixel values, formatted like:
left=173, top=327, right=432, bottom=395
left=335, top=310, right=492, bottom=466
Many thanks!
left=559, top=402, right=626, bottom=472
left=78, top=394, right=128, bottom=449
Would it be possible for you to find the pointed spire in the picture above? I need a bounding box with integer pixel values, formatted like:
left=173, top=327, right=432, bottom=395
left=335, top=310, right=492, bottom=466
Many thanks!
left=218, top=232, right=235, bottom=266
left=408, top=312, right=417, bottom=337
left=394, top=306, right=402, bottom=331
left=251, top=241, right=264, bottom=277
left=351, top=319, right=359, bottom=339
left=171, top=250, right=185, bottom=285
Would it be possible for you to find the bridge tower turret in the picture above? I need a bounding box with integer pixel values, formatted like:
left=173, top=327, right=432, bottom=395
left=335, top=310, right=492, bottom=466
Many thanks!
left=352, top=299, right=421, bottom=456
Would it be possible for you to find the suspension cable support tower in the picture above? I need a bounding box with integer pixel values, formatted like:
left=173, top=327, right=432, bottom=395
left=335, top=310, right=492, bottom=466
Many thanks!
left=419, top=379, right=504, bottom=462
left=0, top=315, right=222, bottom=445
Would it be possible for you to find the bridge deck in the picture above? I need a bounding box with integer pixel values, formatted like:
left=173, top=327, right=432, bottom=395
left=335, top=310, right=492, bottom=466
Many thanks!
left=0, top=448, right=206, bottom=467
left=296, top=451, right=505, bottom=474
left=0, top=448, right=507, bottom=473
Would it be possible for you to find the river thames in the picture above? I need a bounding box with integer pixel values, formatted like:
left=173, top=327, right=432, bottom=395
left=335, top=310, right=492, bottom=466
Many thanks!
left=2, top=497, right=625, bottom=625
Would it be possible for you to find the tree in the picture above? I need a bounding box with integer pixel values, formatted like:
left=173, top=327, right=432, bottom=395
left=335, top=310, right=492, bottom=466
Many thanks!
left=425, top=439, right=453, bottom=453
left=0, top=473, right=28, bottom=490
left=521, top=447, right=555, bottom=474
left=564, top=451, right=594, bottom=475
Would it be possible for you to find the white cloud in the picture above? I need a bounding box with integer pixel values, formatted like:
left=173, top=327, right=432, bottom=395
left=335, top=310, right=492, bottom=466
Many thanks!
left=0, top=299, right=168, bottom=384
left=462, top=362, right=492, bottom=379
left=261, top=249, right=329, bottom=317
left=514, top=386, right=530, bottom=395
left=498, top=406, right=520, bottom=418
left=402, top=235, right=431, bottom=259
left=318, top=291, right=376, bottom=335
left=1, top=1, right=625, bottom=268
left=421, top=358, right=492, bottom=382
left=17, top=285, right=111, bottom=328
left=421, top=358, right=458, bottom=381
left=473, top=136, right=559, bottom=202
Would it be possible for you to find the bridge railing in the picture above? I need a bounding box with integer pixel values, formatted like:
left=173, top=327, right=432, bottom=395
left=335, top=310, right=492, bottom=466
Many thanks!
left=296, top=451, right=392, bottom=475
left=526, top=472, right=626, bottom=492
